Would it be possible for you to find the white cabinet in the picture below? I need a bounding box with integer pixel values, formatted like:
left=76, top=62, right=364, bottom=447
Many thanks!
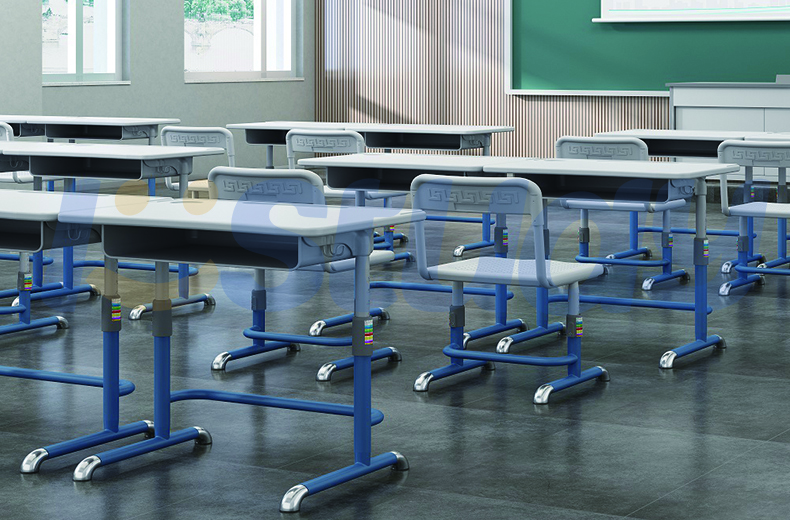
left=670, top=82, right=790, bottom=182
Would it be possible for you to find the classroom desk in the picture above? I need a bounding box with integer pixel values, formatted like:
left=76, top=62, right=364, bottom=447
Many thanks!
left=595, top=129, right=775, bottom=158
left=58, top=197, right=424, bottom=513
left=227, top=121, right=514, bottom=167
left=301, top=153, right=739, bottom=369
left=0, top=142, right=224, bottom=311
left=0, top=115, right=179, bottom=143
left=228, top=121, right=514, bottom=258
left=597, top=129, right=778, bottom=273
left=0, top=192, right=167, bottom=473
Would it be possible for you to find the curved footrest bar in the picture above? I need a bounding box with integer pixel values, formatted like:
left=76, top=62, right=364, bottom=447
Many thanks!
left=575, top=254, right=668, bottom=268
left=548, top=294, right=713, bottom=314
left=659, top=335, right=725, bottom=369
left=170, top=389, right=385, bottom=425
left=0, top=253, right=55, bottom=266
left=443, top=344, right=577, bottom=367
left=453, top=240, right=495, bottom=256
left=309, top=307, right=389, bottom=336
left=280, top=452, right=406, bottom=513
left=762, top=257, right=790, bottom=269
left=316, top=347, right=401, bottom=382
left=0, top=365, right=135, bottom=396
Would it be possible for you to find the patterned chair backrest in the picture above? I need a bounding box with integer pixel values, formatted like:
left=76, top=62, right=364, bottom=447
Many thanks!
left=718, top=140, right=790, bottom=168
left=286, top=129, right=365, bottom=169
left=556, top=136, right=648, bottom=161
left=161, top=126, right=236, bottom=167
left=208, top=167, right=326, bottom=204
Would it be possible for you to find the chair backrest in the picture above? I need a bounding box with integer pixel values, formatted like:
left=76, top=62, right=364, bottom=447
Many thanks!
left=410, top=174, right=550, bottom=285
left=161, top=126, right=236, bottom=167
left=556, top=136, right=648, bottom=161
left=208, top=166, right=326, bottom=204
left=718, top=140, right=790, bottom=168
left=286, top=129, right=365, bottom=169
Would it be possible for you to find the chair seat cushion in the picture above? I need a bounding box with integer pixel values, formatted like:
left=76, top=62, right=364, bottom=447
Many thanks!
left=427, top=257, right=604, bottom=287
left=729, top=202, right=790, bottom=219
left=560, top=198, right=686, bottom=213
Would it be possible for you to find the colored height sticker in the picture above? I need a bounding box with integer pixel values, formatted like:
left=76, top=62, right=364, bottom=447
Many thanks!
left=364, top=319, right=374, bottom=344
left=112, top=298, right=122, bottom=321
left=23, top=274, right=32, bottom=291
left=575, top=317, right=583, bottom=337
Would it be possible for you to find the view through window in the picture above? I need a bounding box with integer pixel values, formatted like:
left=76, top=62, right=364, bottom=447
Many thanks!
left=184, top=0, right=301, bottom=81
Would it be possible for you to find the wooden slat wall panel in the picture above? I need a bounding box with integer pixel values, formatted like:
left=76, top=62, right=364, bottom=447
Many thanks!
left=316, top=0, right=669, bottom=157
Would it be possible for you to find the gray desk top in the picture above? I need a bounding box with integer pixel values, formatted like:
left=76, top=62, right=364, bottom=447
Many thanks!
left=300, top=153, right=510, bottom=172
left=485, top=158, right=739, bottom=179
left=0, top=192, right=166, bottom=221
left=228, top=121, right=514, bottom=135
left=596, top=129, right=776, bottom=141
left=0, top=115, right=180, bottom=126
left=0, top=142, right=224, bottom=160
left=59, top=198, right=426, bottom=237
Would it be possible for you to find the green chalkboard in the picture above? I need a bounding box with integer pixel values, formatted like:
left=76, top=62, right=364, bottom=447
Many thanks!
left=510, top=0, right=790, bottom=93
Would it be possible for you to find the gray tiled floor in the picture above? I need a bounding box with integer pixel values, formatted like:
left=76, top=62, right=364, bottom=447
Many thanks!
left=1, top=196, right=789, bottom=519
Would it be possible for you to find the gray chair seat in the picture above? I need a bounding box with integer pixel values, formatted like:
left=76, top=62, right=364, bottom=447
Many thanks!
left=428, top=257, right=604, bottom=287
left=728, top=202, right=790, bottom=218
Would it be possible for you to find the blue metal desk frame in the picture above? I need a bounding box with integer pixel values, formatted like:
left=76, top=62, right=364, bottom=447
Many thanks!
left=58, top=199, right=420, bottom=513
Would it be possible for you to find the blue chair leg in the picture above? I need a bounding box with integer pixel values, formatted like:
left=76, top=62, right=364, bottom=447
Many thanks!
left=719, top=216, right=764, bottom=296
left=642, top=210, right=689, bottom=291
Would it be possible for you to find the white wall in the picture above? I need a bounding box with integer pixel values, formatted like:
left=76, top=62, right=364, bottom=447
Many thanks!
left=0, top=1, right=43, bottom=114
left=2, top=0, right=314, bottom=172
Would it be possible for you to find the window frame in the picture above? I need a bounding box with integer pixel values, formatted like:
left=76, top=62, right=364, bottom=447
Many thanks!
left=183, top=0, right=304, bottom=84
left=42, top=0, right=129, bottom=84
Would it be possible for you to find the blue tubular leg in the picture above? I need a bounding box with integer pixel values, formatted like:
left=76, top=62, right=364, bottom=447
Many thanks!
left=212, top=269, right=302, bottom=371
left=451, top=212, right=496, bottom=258
left=280, top=253, right=407, bottom=513
left=719, top=216, right=765, bottom=296
left=73, top=262, right=211, bottom=483
left=661, top=179, right=725, bottom=369
left=642, top=210, right=689, bottom=291
left=19, top=258, right=148, bottom=475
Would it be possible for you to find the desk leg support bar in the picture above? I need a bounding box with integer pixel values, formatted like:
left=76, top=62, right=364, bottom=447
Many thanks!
left=74, top=262, right=211, bottom=482
left=661, top=180, right=725, bottom=369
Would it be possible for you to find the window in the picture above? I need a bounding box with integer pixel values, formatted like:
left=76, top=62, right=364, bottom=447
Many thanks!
left=184, top=0, right=303, bottom=82
left=42, top=0, right=127, bottom=83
